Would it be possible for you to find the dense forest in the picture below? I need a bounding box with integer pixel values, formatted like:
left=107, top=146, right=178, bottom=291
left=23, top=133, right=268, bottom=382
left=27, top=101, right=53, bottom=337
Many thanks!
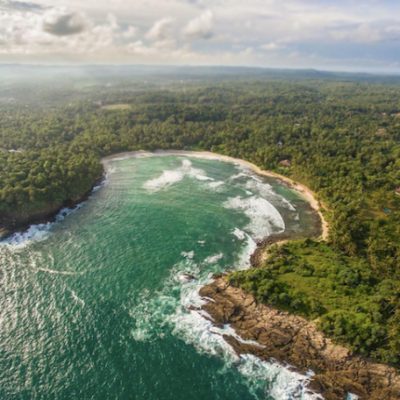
left=1, top=68, right=399, bottom=367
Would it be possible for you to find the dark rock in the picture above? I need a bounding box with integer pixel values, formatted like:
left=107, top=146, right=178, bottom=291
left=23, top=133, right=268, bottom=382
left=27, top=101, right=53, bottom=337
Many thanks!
left=200, top=276, right=400, bottom=400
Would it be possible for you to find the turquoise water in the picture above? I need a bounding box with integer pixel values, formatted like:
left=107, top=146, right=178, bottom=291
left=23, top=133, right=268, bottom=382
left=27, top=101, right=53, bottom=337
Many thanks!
left=0, top=154, right=320, bottom=400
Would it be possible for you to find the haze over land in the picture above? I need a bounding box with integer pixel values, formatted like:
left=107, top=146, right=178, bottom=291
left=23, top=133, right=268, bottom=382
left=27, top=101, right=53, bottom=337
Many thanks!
left=0, top=0, right=400, bottom=72
left=1, top=2, right=400, bottom=399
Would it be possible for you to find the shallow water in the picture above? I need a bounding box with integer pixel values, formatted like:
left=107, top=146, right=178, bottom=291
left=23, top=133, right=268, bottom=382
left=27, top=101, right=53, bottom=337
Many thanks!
left=0, top=155, right=321, bottom=400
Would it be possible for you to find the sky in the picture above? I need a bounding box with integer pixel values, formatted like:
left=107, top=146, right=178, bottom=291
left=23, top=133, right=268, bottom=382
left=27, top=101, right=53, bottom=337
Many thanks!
left=1, top=0, right=400, bottom=72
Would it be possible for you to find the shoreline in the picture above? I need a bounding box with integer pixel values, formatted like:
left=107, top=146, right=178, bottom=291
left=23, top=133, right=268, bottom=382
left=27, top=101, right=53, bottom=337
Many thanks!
left=2, top=149, right=328, bottom=242
left=3, top=150, right=397, bottom=397
left=103, top=149, right=329, bottom=241
left=0, top=175, right=104, bottom=241
left=200, top=277, right=400, bottom=400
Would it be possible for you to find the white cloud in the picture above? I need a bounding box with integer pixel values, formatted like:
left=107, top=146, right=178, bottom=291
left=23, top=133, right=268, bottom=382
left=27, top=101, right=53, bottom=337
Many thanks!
left=183, top=9, right=213, bottom=39
left=146, top=17, right=173, bottom=41
left=260, top=42, right=282, bottom=51
left=0, top=0, right=399, bottom=71
left=122, top=25, right=137, bottom=39
left=330, top=22, right=400, bottom=44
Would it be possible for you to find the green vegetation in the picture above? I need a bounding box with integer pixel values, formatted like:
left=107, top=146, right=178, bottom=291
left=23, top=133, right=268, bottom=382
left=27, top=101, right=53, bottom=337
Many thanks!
left=230, top=240, right=400, bottom=364
left=101, top=104, right=132, bottom=111
left=0, top=68, right=399, bottom=366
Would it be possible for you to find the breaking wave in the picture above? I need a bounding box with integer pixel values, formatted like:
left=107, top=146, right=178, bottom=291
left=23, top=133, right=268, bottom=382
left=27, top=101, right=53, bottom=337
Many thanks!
left=0, top=205, right=83, bottom=249
left=224, top=196, right=285, bottom=241
left=143, top=159, right=215, bottom=192
left=129, top=252, right=322, bottom=400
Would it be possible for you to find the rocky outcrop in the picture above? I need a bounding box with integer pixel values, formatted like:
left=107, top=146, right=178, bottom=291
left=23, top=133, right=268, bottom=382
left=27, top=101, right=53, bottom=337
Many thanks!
left=0, top=176, right=104, bottom=240
left=200, top=277, right=400, bottom=400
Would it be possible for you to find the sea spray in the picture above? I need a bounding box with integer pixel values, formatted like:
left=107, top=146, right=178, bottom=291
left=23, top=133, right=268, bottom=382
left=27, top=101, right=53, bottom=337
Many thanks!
left=0, top=204, right=83, bottom=249
left=224, top=196, right=285, bottom=241
left=143, top=159, right=214, bottom=192
left=129, top=253, right=322, bottom=399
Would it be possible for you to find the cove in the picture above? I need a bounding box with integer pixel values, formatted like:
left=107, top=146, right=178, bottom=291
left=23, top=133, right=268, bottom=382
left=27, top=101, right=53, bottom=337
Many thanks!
left=0, top=153, right=321, bottom=400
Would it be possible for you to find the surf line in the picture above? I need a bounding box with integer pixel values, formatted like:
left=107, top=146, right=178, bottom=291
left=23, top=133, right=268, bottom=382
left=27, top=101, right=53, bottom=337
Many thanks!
left=102, top=150, right=329, bottom=241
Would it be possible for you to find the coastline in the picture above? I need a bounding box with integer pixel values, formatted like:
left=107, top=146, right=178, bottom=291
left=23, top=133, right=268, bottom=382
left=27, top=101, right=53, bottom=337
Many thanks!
left=0, top=174, right=104, bottom=241
left=103, top=150, right=329, bottom=241
left=2, top=149, right=327, bottom=242
left=3, top=150, right=398, bottom=397
left=199, top=277, right=400, bottom=400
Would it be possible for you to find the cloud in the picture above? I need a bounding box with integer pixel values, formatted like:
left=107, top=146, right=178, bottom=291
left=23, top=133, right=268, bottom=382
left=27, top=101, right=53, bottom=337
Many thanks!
left=183, top=9, right=213, bottom=39
left=122, top=26, right=137, bottom=39
left=0, top=0, right=399, bottom=72
left=146, top=17, right=173, bottom=41
left=330, top=22, right=400, bottom=44
left=43, top=11, right=87, bottom=36
left=260, top=42, right=282, bottom=51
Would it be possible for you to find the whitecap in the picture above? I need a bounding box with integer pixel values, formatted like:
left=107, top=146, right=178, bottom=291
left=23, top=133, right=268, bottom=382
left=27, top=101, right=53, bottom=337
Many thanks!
left=68, top=288, right=85, bottom=306
left=208, top=181, right=225, bottom=190
left=237, top=354, right=323, bottom=400
left=143, top=159, right=214, bottom=192
left=0, top=205, right=82, bottom=249
left=204, top=253, right=223, bottom=264
left=34, top=267, right=80, bottom=276
left=194, top=174, right=214, bottom=182
left=224, top=196, right=285, bottom=241
left=1, top=223, right=52, bottom=248
left=244, top=179, right=297, bottom=212
left=232, top=227, right=246, bottom=241
left=128, top=253, right=321, bottom=399
left=181, top=250, right=195, bottom=260
left=143, top=169, right=185, bottom=191
left=235, top=233, right=257, bottom=269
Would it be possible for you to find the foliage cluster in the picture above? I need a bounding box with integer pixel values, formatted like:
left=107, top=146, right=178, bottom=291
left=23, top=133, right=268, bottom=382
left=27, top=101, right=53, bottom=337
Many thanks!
left=1, top=77, right=399, bottom=365
left=230, top=240, right=400, bottom=365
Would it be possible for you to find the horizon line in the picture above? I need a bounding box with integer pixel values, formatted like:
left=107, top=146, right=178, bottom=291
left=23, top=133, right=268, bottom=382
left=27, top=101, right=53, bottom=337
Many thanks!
left=1, top=63, right=400, bottom=77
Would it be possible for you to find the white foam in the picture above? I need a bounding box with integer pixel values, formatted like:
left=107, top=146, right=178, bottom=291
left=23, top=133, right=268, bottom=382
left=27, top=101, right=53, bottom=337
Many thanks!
left=194, top=174, right=214, bottom=182
left=244, top=179, right=297, bottom=212
left=169, top=276, right=322, bottom=399
left=208, top=181, right=225, bottom=190
left=237, top=355, right=323, bottom=400
left=34, top=267, right=80, bottom=276
left=232, top=227, right=246, bottom=241
left=1, top=223, right=51, bottom=248
left=236, top=233, right=258, bottom=269
left=68, top=288, right=85, bottom=306
left=181, top=250, right=195, bottom=260
left=0, top=205, right=82, bottom=249
left=346, top=394, right=359, bottom=400
left=144, top=169, right=185, bottom=191
left=224, top=196, right=285, bottom=241
left=143, top=159, right=214, bottom=192
left=204, top=253, right=224, bottom=264
left=230, top=165, right=297, bottom=212
left=128, top=252, right=321, bottom=399
left=229, top=171, right=251, bottom=181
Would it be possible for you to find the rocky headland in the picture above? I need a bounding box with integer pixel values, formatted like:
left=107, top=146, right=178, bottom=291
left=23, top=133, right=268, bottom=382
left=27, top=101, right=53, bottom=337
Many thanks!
left=199, top=277, right=400, bottom=400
